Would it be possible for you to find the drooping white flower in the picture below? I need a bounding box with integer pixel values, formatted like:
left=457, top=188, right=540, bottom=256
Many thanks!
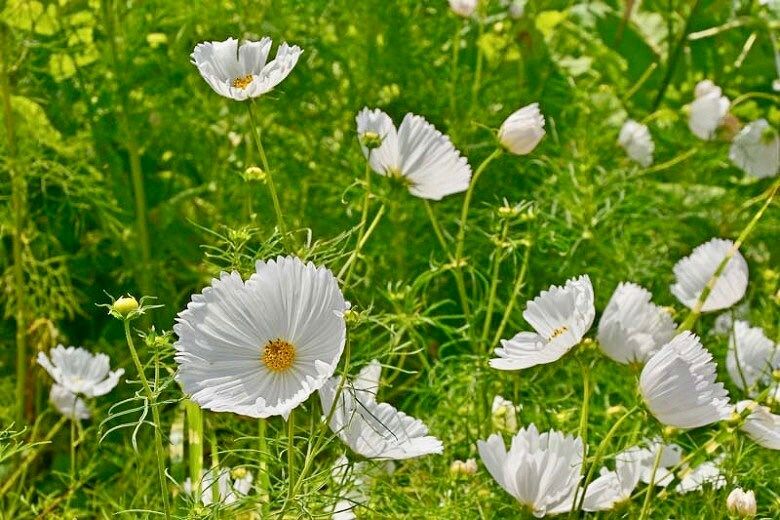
left=183, top=467, right=253, bottom=506
left=319, top=362, right=443, bottom=460
left=191, top=37, right=302, bottom=101
left=491, top=275, right=595, bottom=371
left=639, top=332, right=731, bottom=429
left=49, top=384, right=90, bottom=421
left=618, top=440, right=683, bottom=487
left=675, top=459, right=725, bottom=494
left=735, top=401, right=780, bottom=450
left=618, top=119, right=654, bottom=167
left=491, top=395, right=519, bottom=433
left=448, top=0, right=477, bottom=17
left=498, top=103, right=546, bottom=155
left=37, top=345, right=124, bottom=398
left=727, top=487, right=757, bottom=518
left=729, top=119, right=779, bottom=178
left=597, top=282, right=676, bottom=364
left=174, top=256, right=347, bottom=418
left=477, top=425, right=583, bottom=518
left=689, top=80, right=730, bottom=140
left=670, top=238, right=748, bottom=312
left=726, top=321, right=778, bottom=398
left=355, top=108, right=471, bottom=201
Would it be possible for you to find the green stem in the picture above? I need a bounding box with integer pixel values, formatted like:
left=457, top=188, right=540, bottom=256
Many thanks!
left=424, top=201, right=452, bottom=258
left=480, top=220, right=510, bottom=350
left=70, top=419, right=77, bottom=490
left=339, top=158, right=374, bottom=285
left=185, top=399, right=203, bottom=498
left=578, top=362, right=591, bottom=447
left=492, top=239, right=532, bottom=346
left=340, top=204, right=387, bottom=289
left=470, top=16, right=485, bottom=116
left=257, top=419, right=271, bottom=513
left=638, top=446, right=664, bottom=520
left=652, top=0, right=702, bottom=110
left=286, top=409, right=296, bottom=502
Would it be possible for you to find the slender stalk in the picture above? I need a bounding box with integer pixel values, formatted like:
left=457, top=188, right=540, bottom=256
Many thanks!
left=480, top=220, right=510, bottom=350
left=210, top=429, right=220, bottom=504
left=424, top=201, right=452, bottom=258
left=449, top=21, right=462, bottom=119
left=185, top=399, right=203, bottom=497
left=286, top=409, right=296, bottom=501
left=340, top=205, right=387, bottom=288
left=70, top=420, right=77, bottom=483
left=257, top=419, right=271, bottom=512
left=638, top=446, right=664, bottom=520
left=123, top=321, right=171, bottom=519
left=652, top=0, right=702, bottom=110
left=492, top=239, right=532, bottom=346
left=340, top=158, right=374, bottom=285
left=577, top=361, right=591, bottom=447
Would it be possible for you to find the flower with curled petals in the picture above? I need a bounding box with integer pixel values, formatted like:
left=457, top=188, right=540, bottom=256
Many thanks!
left=689, top=80, right=730, bottom=140
left=37, top=345, right=124, bottom=398
left=618, top=120, right=654, bottom=167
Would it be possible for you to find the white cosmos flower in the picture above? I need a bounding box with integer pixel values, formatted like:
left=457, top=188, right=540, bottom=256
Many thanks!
left=355, top=108, right=471, bottom=201
left=498, top=103, right=546, bottom=155
left=174, top=256, right=347, bottom=419
left=50, top=384, right=90, bottom=421
left=597, top=282, right=676, bottom=364
left=319, top=362, right=443, bottom=460
left=689, top=80, right=730, bottom=140
left=191, top=37, right=302, bottom=101
left=735, top=401, right=780, bottom=450
left=491, top=275, right=595, bottom=371
left=671, top=238, right=748, bottom=312
left=448, top=0, right=478, bottom=17
left=639, top=332, right=731, bottom=429
left=477, top=425, right=583, bottom=518
left=37, top=345, right=124, bottom=398
left=184, top=467, right=253, bottom=506
left=618, top=119, right=654, bottom=167
left=729, top=119, right=779, bottom=178
left=726, top=321, right=778, bottom=398
left=675, top=459, right=725, bottom=494
left=618, top=440, right=683, bottom=487
left=577, top=451, right=643, bottom=512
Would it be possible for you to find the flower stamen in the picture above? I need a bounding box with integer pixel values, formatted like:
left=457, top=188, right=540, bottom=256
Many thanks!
left=549, top=325, right=569, bottom=340
left=231, top=74, right=254, bottom=89
left=261, top=338, right=296, bottom=372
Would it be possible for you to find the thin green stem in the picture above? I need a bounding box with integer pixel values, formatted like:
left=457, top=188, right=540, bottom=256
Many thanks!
left=638, top=446, right=664, bottom=520
left=424, top=201, right=452, bottom=258
left=652, top=0, right=702, bottom=110
left=480, top=220, right=510, bottom=350
left=340, top=158, right=374, bottom=285
left=70, top=419, right=77, bottom=485
left=185, top=399, right=203, bottom=498
left=286, top=409, right=296, bottom=501
left=340, top=204, right=387, bottom=289
left=257, top=419, right=271, bottom=513
left=491, top=239, right=532, bottom=346
left=577, top=361, right=591, bottom=447
left=470, top=16, right=485, bottom=116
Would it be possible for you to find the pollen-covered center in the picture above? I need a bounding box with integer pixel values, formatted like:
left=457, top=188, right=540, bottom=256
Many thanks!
left=548, top=325, right=569, bottom=341
left=261, top=338, right=296, bottom=372
left=231, top=74, right=254, bottom=89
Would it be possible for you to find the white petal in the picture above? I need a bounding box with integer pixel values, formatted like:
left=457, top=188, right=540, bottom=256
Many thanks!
left=618, top=120, right=654, bottom=167
left=688, top=81, right=729, bottom=140
left=355, top=107, right=400, bottom=174
left=726, top=321, right=778, bottom=397
left=49, top=384, right=90, bottom=421
left=737, top=400, right=780, bottom=450
left=729, top=119, right=779, bottom=178
left=37, top=345, right=123, bottom=398
left=498, top=103, right=546, bottom=155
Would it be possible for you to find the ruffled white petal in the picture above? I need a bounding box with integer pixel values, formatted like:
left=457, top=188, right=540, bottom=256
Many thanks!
left=618, top=120, right=654, bottom=167
left=736, top=401, right=780, bottom=450
left=37, top=345, right=124, bottom=398
left=726, top=321, right=778, bottom=397
left=729, top=119, right=779, bottom=178
left=50, top=384, right=90, bottom=421
left=689, top=80, right=729, bottom=140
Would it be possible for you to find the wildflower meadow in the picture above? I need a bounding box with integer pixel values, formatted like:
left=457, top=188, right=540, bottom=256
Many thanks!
left=1, top=0, right=779, bottom=518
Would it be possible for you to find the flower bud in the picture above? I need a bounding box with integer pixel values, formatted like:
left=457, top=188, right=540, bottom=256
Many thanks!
left=359, top=131, right=383, bottom=150
left=726, top=488, right=756, bottom=518
left=242, top=166, right=267, bottom=183
left=498, top=103, right=545, bottom=155
left=450, top=458, right=478, bottom=476
left=448, top=0, right=477, bottom=18
left=491, top=395, right=518, bottom=433
left=112, top=296, right=139, bottom=317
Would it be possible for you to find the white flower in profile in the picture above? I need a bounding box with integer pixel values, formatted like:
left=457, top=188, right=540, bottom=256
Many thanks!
left=726, top=487, right=757, bottom=518
left=498, top=103, right=546, bottom=155
left=174, top=256, right=347, bottom=418
left=619, top=440, right=683, bottom=487
left=319, top=362, right=443, bottom=460
left=491, top=395, right=519, bottom=433
left=618, top=119, right=654, bottom=167
left=735, top=401, right=780, bottom=450
left=49, top=384, right=90, bottom=421
left=597, top=282, right=676, bottom=364
left=355, top=108, right=471, bottom=201
left=491, top=275, right=595, bottom=371
left=726, top=321, right=778, bottom=398
left=675, top=459, right=725, bottom=494
left=448, top=0, right=477, bottom=17
left=184, top=467, right=253, bottom=506
left=729, top=119, right=779, bottom=178
left=37, top=345, right=124, bottom=398
left=639, top=332, right=731, bottom=429
left=477, top=425, right=583, bottom=517
left=577, top=451, right=643, bottom=512
left=689, top=80, right=730, bottom=140
left=671, top=238, right=748, bottom=312
left=191, top=37, right=302, bottom=101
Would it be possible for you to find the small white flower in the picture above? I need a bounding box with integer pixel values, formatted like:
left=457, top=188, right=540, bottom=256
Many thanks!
left=736, top=400, right=780, bottom=450
left=639, top=332, right=731, bottom=429
left=675, top=459, right=725, bottom=494
left=49, top=384, right=90, bottom=421
left=355, top=108, right=472, bottom=201
left=477, top=425, right=583, bottom=517
left=319, top=362, right=443, bottom=460
left=491, top=395, right=519, bottom=433
left=37, top=345, right=124, bottom=398
left=491, top=275, right=595, bottom=371
left=671, top=238, right=748, bottom=312
left=448, top=0, right=478, bottom=17
left=688, top=80, right=730, bottom=140
left=597, top=282, right=677, bottom=364
left=726, top=321, right=778, bottom=398
left=174, top=256, right=347, bottom=419
left=729, top=119, right=779, bottom=178
left=726, top=487, right=757, bottom=518
left=618, top=440, right=683, bottom=487
left=618, top=119, right=654, bottom=167
left=498, top=103, right=546, bottom=155
left=183, top=467, right=253, bottom=506
left=191, top=37, right=302, bottom=101
left=578, top=451, right=643, bottom=512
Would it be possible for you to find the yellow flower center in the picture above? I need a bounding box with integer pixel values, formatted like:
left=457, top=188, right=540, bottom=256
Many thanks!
left=231, top=74, right=254, bottom=89
left=549, top=325, right=569, bottom=340
left=261, top=338, right=296, bottom=372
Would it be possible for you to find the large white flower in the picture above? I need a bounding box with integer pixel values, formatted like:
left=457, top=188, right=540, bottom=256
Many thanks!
left=726, top=321, right=778, bottom=397
left=498, top=103, right=546, bottom=155
left=618, top=440, right=683, bottom=487
left=729, top=119, right=779, bottom=178
left=670, top=238, right=748, bottom=312
left=355, top=108, right=472, bottom=201
left=597, top=282, right=676, bottom=364
left=491, top=275, right=595, bottom=371
left=183, top=467, right=253, bottom=506
left=477, top=425, right=583, bottom=518
left=618, top=119, right=654, bottom=167
left=174, top=256, right=347, bottom=418
left=50, top=384, right=90, bottom=421
left=37, top=345, right=124, bottom=398
left=735, top=400, right=780, bottom=450
left=639, top=332, right=731, bottom=429
left=675, top=459, right=725, bottom=494
left=191, top=37, right=302, bottom=101
left=319, top=362, right=443, bottom=460
left=688, top=80, right=730, bottom=140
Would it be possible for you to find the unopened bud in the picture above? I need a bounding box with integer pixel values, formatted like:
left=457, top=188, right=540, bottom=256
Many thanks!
left=726, top=488, right=756, bottom=518
left=231, top=467, right=248, bottom=480
left=112, top=296, right=139, bottom=317
left=359, top=131, right=383, bottom=150
left=606, top=405, right=627, bottom=417
left=242, top=166, right=266, bottom=183
left=449, top=458, right=478, bottom=476
left=662, top=425, right=678, bottom=438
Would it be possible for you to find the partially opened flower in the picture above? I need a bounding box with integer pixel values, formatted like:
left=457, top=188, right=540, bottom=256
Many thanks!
left=618, top=120, right=654, bottom=167
left=597, top=282, right=676, bottom=364
left=735, top=401, right=780, bottom=450
left=726, top=487, right=757, bottom=518
left=477, top=425, right=583, bottom=517
left=319, top=362, right=443, bottom=460
left=671, top=238, right=748, bottom=312
left=448, top=0, right=477, bottom=17
left=191, top=37, right=302, bottom=101
left=675, top=459, right=725, bottom=494
left=183, top=467, right=253, bottom=506
left=689, top=80, right=730, bottom=140
left=618, top=440, right=683, bottom=487
left=491, top=395, right=519, bottom=433
left=491, top=275, right=595, bottom=371
left=729, top=119, right=779, bottom=178
left=498, top=103, right=546, bottom=155
left=355, top=108, right=471, bottom=200
left=639, top=332, right=731, bottom=429
left=174, top=256, right=347, bottom=418
left=726, top=321, right=778, bottom=397
left=50, top=384, right=90, bottom=421
left=37, top=345, right=124, bottom=398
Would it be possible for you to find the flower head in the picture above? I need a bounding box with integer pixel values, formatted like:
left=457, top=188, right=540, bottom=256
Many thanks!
left=735, top=400, right=780, bottom=450
left=498, top=103, right=546, bottom=155
left=37, top=345, right=124, bottom=398
left=191, top=37, right=302, bottom=101
left=618, top=120, right=654, bottom=167
left=689, top=80, right=730, bottom=140
left=578, top=451, right=643, bottom=512
left=727, top=487, right=757, bottom=518
left=49, top=384, right=90, bottom=421
left=174, top=256, right=347, bottom=418
left=112, top=295, right=139, bottom=318
left=729, top=119, right=779, bottom=178
left=726, top=321, right=778, bottom=398
left=491, top=275, right=595, bottom=371
left=448, top=0, right=478, bottom=17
